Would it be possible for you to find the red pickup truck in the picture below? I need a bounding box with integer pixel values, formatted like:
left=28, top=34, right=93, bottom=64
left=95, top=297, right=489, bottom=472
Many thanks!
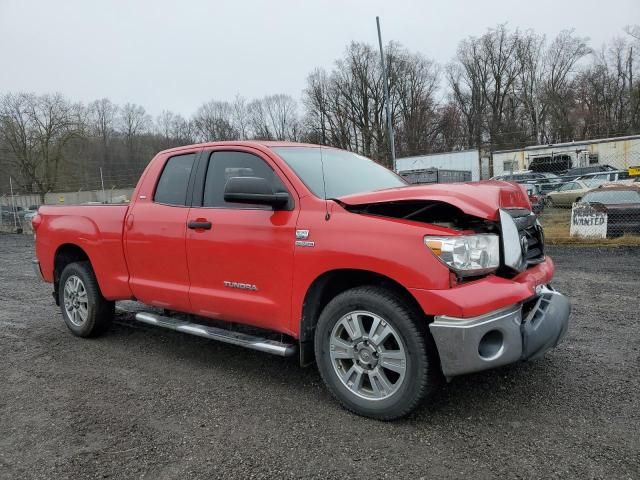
left=32, top=141, right=570, bottom=419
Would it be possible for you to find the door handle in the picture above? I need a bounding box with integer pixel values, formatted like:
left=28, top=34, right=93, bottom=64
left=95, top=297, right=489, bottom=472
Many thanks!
left=187, top=220, right=212, bottom=230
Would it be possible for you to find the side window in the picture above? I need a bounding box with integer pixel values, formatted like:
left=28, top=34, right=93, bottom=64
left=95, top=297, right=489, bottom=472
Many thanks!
left=154, top=153, right=197, bottom=206
left=202, top=151, right=288, bottom=208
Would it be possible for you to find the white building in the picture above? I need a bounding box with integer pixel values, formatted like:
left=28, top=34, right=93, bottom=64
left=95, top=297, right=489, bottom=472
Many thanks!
left=491, top=135, right=640, bottom=176
left=396, top=149, right=481, bottom=182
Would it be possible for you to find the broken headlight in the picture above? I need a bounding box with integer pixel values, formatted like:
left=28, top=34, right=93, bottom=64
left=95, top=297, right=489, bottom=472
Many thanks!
left=424, top=234, right=500, bottom=276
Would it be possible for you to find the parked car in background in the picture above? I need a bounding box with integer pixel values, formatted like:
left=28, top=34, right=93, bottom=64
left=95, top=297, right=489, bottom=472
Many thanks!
left=1, top=205, right=23, bottom=223
left=492, top=171, right=560, bottom=184
left=545, top=180, right=600, bottom=207
left=493, top=171, right=563, bottom=195
left=576, top=170, right=630, bottom=183
left=524, top=183, right=545, bottom=214
left=580, top=185, right=640, bottom=237
left=23, top=209, right=39, bottom=222
left=566, top=165, right=617, bottom=176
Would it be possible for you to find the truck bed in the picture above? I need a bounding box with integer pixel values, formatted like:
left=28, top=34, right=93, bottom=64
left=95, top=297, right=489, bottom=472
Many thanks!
left=35, top=204, right=132, bottom=300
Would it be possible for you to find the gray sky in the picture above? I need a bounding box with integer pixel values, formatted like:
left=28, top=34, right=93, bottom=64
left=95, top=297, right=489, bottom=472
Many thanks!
left=1, top=0, right=638, bottom=117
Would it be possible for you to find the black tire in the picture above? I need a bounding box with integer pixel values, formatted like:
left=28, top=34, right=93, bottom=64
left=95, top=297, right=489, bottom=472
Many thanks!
left=314, top=286, right=439, bottom=420
left=58, top=261, right=114, bottom=337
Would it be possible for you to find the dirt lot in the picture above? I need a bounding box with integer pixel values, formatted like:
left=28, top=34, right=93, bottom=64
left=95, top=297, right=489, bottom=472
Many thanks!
left=0, top=233, right=638, bottom=479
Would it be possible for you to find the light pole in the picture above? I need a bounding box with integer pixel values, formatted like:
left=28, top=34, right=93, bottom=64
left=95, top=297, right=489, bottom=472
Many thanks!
left=376, top=16, right=396, bottom=171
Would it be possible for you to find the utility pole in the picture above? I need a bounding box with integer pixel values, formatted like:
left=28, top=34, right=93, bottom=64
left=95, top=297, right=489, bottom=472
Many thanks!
left=376, top=16, right=396, bottom=171
left=9, top=176, right=20, bottom=232
left=100, top=167, right=106, bottom=204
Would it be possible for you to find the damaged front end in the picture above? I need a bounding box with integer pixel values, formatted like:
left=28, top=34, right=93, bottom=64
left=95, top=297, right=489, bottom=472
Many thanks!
left=336, top=182, right=568, bottom=379
left=337, top=185, right=545, bottom=281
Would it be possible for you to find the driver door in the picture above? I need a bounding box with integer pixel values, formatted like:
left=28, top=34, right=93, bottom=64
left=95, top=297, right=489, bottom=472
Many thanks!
left=185, top=148, right=298, bottom=333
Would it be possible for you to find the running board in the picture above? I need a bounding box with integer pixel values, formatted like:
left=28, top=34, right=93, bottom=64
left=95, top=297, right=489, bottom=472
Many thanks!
left=134, top=312, right=297, bottom=357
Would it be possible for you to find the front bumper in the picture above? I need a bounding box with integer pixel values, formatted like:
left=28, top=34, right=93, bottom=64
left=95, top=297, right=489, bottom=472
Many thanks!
left=429, top=285, right=570, bottom=378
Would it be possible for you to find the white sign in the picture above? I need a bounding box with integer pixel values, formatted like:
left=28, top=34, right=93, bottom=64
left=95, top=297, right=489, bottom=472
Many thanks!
left=570, top=203, right=607, bottom=238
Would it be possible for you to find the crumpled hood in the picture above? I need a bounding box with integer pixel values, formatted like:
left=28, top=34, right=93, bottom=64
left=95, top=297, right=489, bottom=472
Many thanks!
left=336, top=181, right=531, bottom=220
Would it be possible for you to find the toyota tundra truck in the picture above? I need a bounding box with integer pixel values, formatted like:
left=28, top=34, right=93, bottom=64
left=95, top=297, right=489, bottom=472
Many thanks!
left=32, top=141, right=570, bottom=420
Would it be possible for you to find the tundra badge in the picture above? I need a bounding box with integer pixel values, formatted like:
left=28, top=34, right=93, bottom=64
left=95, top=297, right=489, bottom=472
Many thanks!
left=223, top=281, right=258, bottom=291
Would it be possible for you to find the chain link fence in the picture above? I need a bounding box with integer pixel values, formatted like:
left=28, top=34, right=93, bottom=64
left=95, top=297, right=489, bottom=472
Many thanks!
left=536, top=149, right=640, bottom=243
left=0, top=187, right=133, bottom=235
left=2, top=148, right=640, bottom=244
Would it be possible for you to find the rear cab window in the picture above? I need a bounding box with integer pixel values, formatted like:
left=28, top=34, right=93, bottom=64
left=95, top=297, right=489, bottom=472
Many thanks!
left=154, top=153, right=197, bottom=206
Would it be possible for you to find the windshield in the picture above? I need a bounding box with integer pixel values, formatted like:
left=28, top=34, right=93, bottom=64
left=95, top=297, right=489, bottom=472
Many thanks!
left=582, top=190, right=640, bottom=204
left=272, top=146, right=407, bottom=198
left=583, top=179, right=604, bottom=188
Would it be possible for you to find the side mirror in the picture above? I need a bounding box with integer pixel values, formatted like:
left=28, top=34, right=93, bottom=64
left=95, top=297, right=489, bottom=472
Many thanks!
left=223, top=176, right=290, bottom=208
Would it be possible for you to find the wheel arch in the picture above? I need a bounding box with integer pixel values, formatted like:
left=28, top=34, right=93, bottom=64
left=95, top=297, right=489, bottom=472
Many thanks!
left=53, top=243, right=91, bottom=305
left=298, top=268, right=427, bottom=367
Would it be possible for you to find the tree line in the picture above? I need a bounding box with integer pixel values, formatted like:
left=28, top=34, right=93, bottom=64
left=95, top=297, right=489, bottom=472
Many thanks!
left=1, top=24, right=638, bottom=198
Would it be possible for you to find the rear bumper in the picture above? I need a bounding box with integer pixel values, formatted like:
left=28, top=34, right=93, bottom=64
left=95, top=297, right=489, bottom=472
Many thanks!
left=429, top=285, right=570, bottom=377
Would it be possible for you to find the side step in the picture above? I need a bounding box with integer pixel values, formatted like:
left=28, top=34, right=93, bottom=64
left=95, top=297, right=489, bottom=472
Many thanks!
left=134, top=312, right=297, bottom=357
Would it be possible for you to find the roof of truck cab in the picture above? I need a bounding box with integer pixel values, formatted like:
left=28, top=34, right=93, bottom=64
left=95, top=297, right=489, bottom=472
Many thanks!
left=158, top=140, right=330, bottom=156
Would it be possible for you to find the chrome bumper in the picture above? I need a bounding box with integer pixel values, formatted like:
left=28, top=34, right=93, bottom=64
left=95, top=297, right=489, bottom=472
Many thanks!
left=429, top=286, right=570, bottom=378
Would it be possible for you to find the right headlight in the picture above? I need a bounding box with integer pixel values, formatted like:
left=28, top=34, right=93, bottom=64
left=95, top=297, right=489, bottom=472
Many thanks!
left=424, top=234, right=500, bottom=276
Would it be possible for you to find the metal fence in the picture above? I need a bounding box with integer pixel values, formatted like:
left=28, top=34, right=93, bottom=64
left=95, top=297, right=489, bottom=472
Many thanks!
left=2, top=152, right=639, bottom=244
left=400, top=168, right=472, bottom=184
left=0, top=187, right=133, bottom=235
left=534, top=150, right=640, bottom=242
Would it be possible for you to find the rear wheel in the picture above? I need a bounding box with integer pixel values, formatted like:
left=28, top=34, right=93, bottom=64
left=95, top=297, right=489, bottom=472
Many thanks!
left=314, top=286, right=438, bottom=420
left=59, top=261, right=114, bottom=337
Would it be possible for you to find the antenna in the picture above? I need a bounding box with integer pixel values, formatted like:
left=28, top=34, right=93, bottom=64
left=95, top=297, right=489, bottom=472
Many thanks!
left=319, top=147, right=330, bottom=221
left=100, top=167, right=106, bottom=204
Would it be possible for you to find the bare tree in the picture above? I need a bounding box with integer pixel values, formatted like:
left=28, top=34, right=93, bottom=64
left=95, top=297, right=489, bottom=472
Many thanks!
left=248, top=94, right=299, bottom=141
left=0, top=93, right=81, bottom=200
left=119, top=103, right=151, bottom=165
left=155, top=110, right=195, bottom=149
left=574, top=37, right=639, bottom=138
left=231, top=95, right=250, bottom=140
left=393, top=50, right=440, bottom=156
left=447, top=38, right=489, bottom=149
left=87, top=98, right=119, bottom=169
left=192, top=100, right=237, bottom=141
left=542, top=30, right=590, bottom=141
left=516, top=30, right=546, bottom=143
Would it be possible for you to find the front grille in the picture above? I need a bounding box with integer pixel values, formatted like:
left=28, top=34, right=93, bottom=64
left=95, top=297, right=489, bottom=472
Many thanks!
left=510, top=212, right=545, bottom=265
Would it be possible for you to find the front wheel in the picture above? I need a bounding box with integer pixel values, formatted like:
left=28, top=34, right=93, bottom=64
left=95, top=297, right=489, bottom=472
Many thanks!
left=59, top=261, right=114, bottom=337
left=314, top=286, right=438, bottom=420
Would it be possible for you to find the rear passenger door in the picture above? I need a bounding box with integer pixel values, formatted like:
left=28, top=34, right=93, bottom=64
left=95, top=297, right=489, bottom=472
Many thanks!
left=185, top=148, right=298, bottom=333
left=125, top=150, right=201, bottom=312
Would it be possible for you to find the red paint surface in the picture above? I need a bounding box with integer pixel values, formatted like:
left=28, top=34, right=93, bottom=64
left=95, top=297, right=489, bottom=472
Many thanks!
left=35, top=141, right=552, bottom=338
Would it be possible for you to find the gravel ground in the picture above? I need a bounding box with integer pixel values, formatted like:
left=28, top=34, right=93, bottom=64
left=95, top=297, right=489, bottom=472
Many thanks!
left=0, top=233, right=638, bottom=479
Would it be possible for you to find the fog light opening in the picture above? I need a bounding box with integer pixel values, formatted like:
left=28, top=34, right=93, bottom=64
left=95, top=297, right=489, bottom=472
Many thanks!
left=478, top=330, right=504, bottom=360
